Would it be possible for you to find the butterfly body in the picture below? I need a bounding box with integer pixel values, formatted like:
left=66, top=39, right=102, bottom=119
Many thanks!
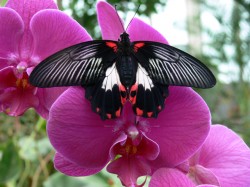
left=116, top=32, right=137, bottom=88
left=30, top=31, right=216, bottom=120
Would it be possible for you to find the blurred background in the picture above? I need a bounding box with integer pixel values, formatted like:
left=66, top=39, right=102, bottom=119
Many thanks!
left=0, top=0, right=249, bottom=186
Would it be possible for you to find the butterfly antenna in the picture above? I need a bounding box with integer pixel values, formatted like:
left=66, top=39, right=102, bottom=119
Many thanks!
left=125, top=4, right=140, bottom=31
left=115, top=5, right=125, bottom=32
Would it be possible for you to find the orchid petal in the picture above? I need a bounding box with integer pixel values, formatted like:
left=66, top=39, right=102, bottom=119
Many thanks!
left=111, top=133, right=159, bottom=161
left=30, top=9, right=92, bottom=61
left=0, top=8, right=23, bottom=64
left=0, top=67, right=16, bottom=89
left=0, top=67, right=38, bottom=115
left=35, top=87, right=66, bottom=119
left=54, top=153, right=101, bottom=176
left=6, top=0, right=57, bottom=58
left=176, top=160, right=190, bottom=174
left=128, top=18, right=168, bottom=44
left=189, top=165, right=220, bottom=186
left=138, top=133, right=159, bottom=160
left=47, top=87, right=126, bottom=169
left=146, top=87, right=210, bottom=169
left=107, top=156, right=150, bottom=187
left=149, top=168, right=195, bottom=187
left=197, top=125, right=250, bottom=187
left=120, top=102, right=136, bottom=123
left=97, top=1, right=124, bottom=40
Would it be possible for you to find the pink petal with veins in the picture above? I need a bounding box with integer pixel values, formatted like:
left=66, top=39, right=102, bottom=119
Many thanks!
left=30, top=9, right=92, bottom=62
left=97, top=1, right=124, bottom=40
left=47, top=87, right=127, bottom=169
left=6, top=0, right=57, bottom=58
left=54, top=153, right=101, bottom=176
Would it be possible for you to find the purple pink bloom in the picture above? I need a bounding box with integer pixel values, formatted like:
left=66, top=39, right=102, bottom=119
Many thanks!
left=149, top=125, right=250, bottom=187
left=48, top=86, right=210, bottom=186
left=0, top=0, right=90, bottom=118
left=47, top=2, right=211, bottom=186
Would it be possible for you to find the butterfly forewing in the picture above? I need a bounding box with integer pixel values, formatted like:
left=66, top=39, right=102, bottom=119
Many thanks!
left=29, top=41, right=118, bottom=87
left=132, top=41, right=216, bottom=88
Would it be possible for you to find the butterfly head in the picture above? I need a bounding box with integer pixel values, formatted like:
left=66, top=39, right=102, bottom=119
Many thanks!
left=120, top=32, right=130, bottom=43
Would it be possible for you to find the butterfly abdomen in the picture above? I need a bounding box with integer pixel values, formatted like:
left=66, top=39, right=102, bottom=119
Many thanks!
left=117, top=55, right=137, bottom=88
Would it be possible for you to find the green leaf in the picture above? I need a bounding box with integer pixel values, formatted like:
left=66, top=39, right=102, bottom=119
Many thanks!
left=36, top=117, right=47, bottom=132
left=43, top=172, right=87, bottom=187
left=37, top=138, right=53, bottom=156
left=43, top=171, right=122, bottom=187
left=0, top=141, right=22, bottom=183
left=0, top=0, right=8, bottom=6
left=18, top=137, right=37, bottom=161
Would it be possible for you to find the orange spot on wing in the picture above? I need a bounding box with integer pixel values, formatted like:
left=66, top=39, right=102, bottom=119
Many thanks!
left=136, top=107, right=143, bottom=116
left=130, top=84, right=138, bottom=92
left=106, top=42, right=118, bottom=52
left=121, top=97, right=127, bottom=105
left=119, top=85, right=127, bottom=105
left=135, top=42, right=145, bottom=48
left=119, top=85, right=126, bottom=92
left=147, top=112, right=153, bottom=117
left=129, top=84, right=138, bottom=104
left=130, top=96, right=136, bottom=105
left=115, top=107, right=121, bottom=117
left=134, top=42, right=145, bottom=52
left=106, top=113, right=112, bottom=119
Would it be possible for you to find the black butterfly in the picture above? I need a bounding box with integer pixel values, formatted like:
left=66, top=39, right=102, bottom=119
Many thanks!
left=29, top=31, right=216, bottom=120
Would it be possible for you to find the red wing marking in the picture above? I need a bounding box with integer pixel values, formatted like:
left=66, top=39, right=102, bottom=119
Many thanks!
left=115, top=107, right=121, bottom=117
left=134, top=42, right=145, bottom=53
left=147, top=112, right=153, bottom=117
left=136, top=107, right=143, bottom=116
left=106, top=113, right=112, bottom=119
left=129, top=84, right=138, bottom=104
left=106, top=42, right=118, bottom=52
left=119, top=85, right=127, bottom=104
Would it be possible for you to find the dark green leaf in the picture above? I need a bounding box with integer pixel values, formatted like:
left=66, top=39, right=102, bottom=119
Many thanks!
left=0, top=141, right=22, bottom=183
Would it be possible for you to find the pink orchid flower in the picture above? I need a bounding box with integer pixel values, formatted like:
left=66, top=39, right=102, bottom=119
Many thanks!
left=0, top=0, right=90, bottom=118
left=149, top=168, right=218, bottom=187
left=188, top=125, right=250, bottom=187
left=48, top=86, right=210, bottom=186
left=47, top=1, right=211, bottom=186
left=149, top=125, right=250, bottom=187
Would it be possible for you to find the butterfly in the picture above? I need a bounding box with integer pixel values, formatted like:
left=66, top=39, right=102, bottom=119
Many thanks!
left=29, top=30, right=216, bottom=120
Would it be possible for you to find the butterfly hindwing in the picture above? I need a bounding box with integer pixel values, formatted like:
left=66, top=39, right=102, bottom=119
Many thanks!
left=29, top=40, right=119, bottom=87
left=129, top=64, right=169, bottom=118
left=85, top=63, right=127, bottom=120
left=132, top=41, right=216, bottom=88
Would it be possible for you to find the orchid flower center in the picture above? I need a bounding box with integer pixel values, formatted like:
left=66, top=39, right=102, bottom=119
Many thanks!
left=122, top=140, right=138, bottom=156
left=187, top=166, right=199, bottom=184
left=113, top=119, right=149, bottom=157
left=15, top=72, right=32, bottom=89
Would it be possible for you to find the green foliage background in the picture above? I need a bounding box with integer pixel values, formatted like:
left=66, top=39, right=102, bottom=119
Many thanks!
left=0, top=0, right=249, bottom=186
